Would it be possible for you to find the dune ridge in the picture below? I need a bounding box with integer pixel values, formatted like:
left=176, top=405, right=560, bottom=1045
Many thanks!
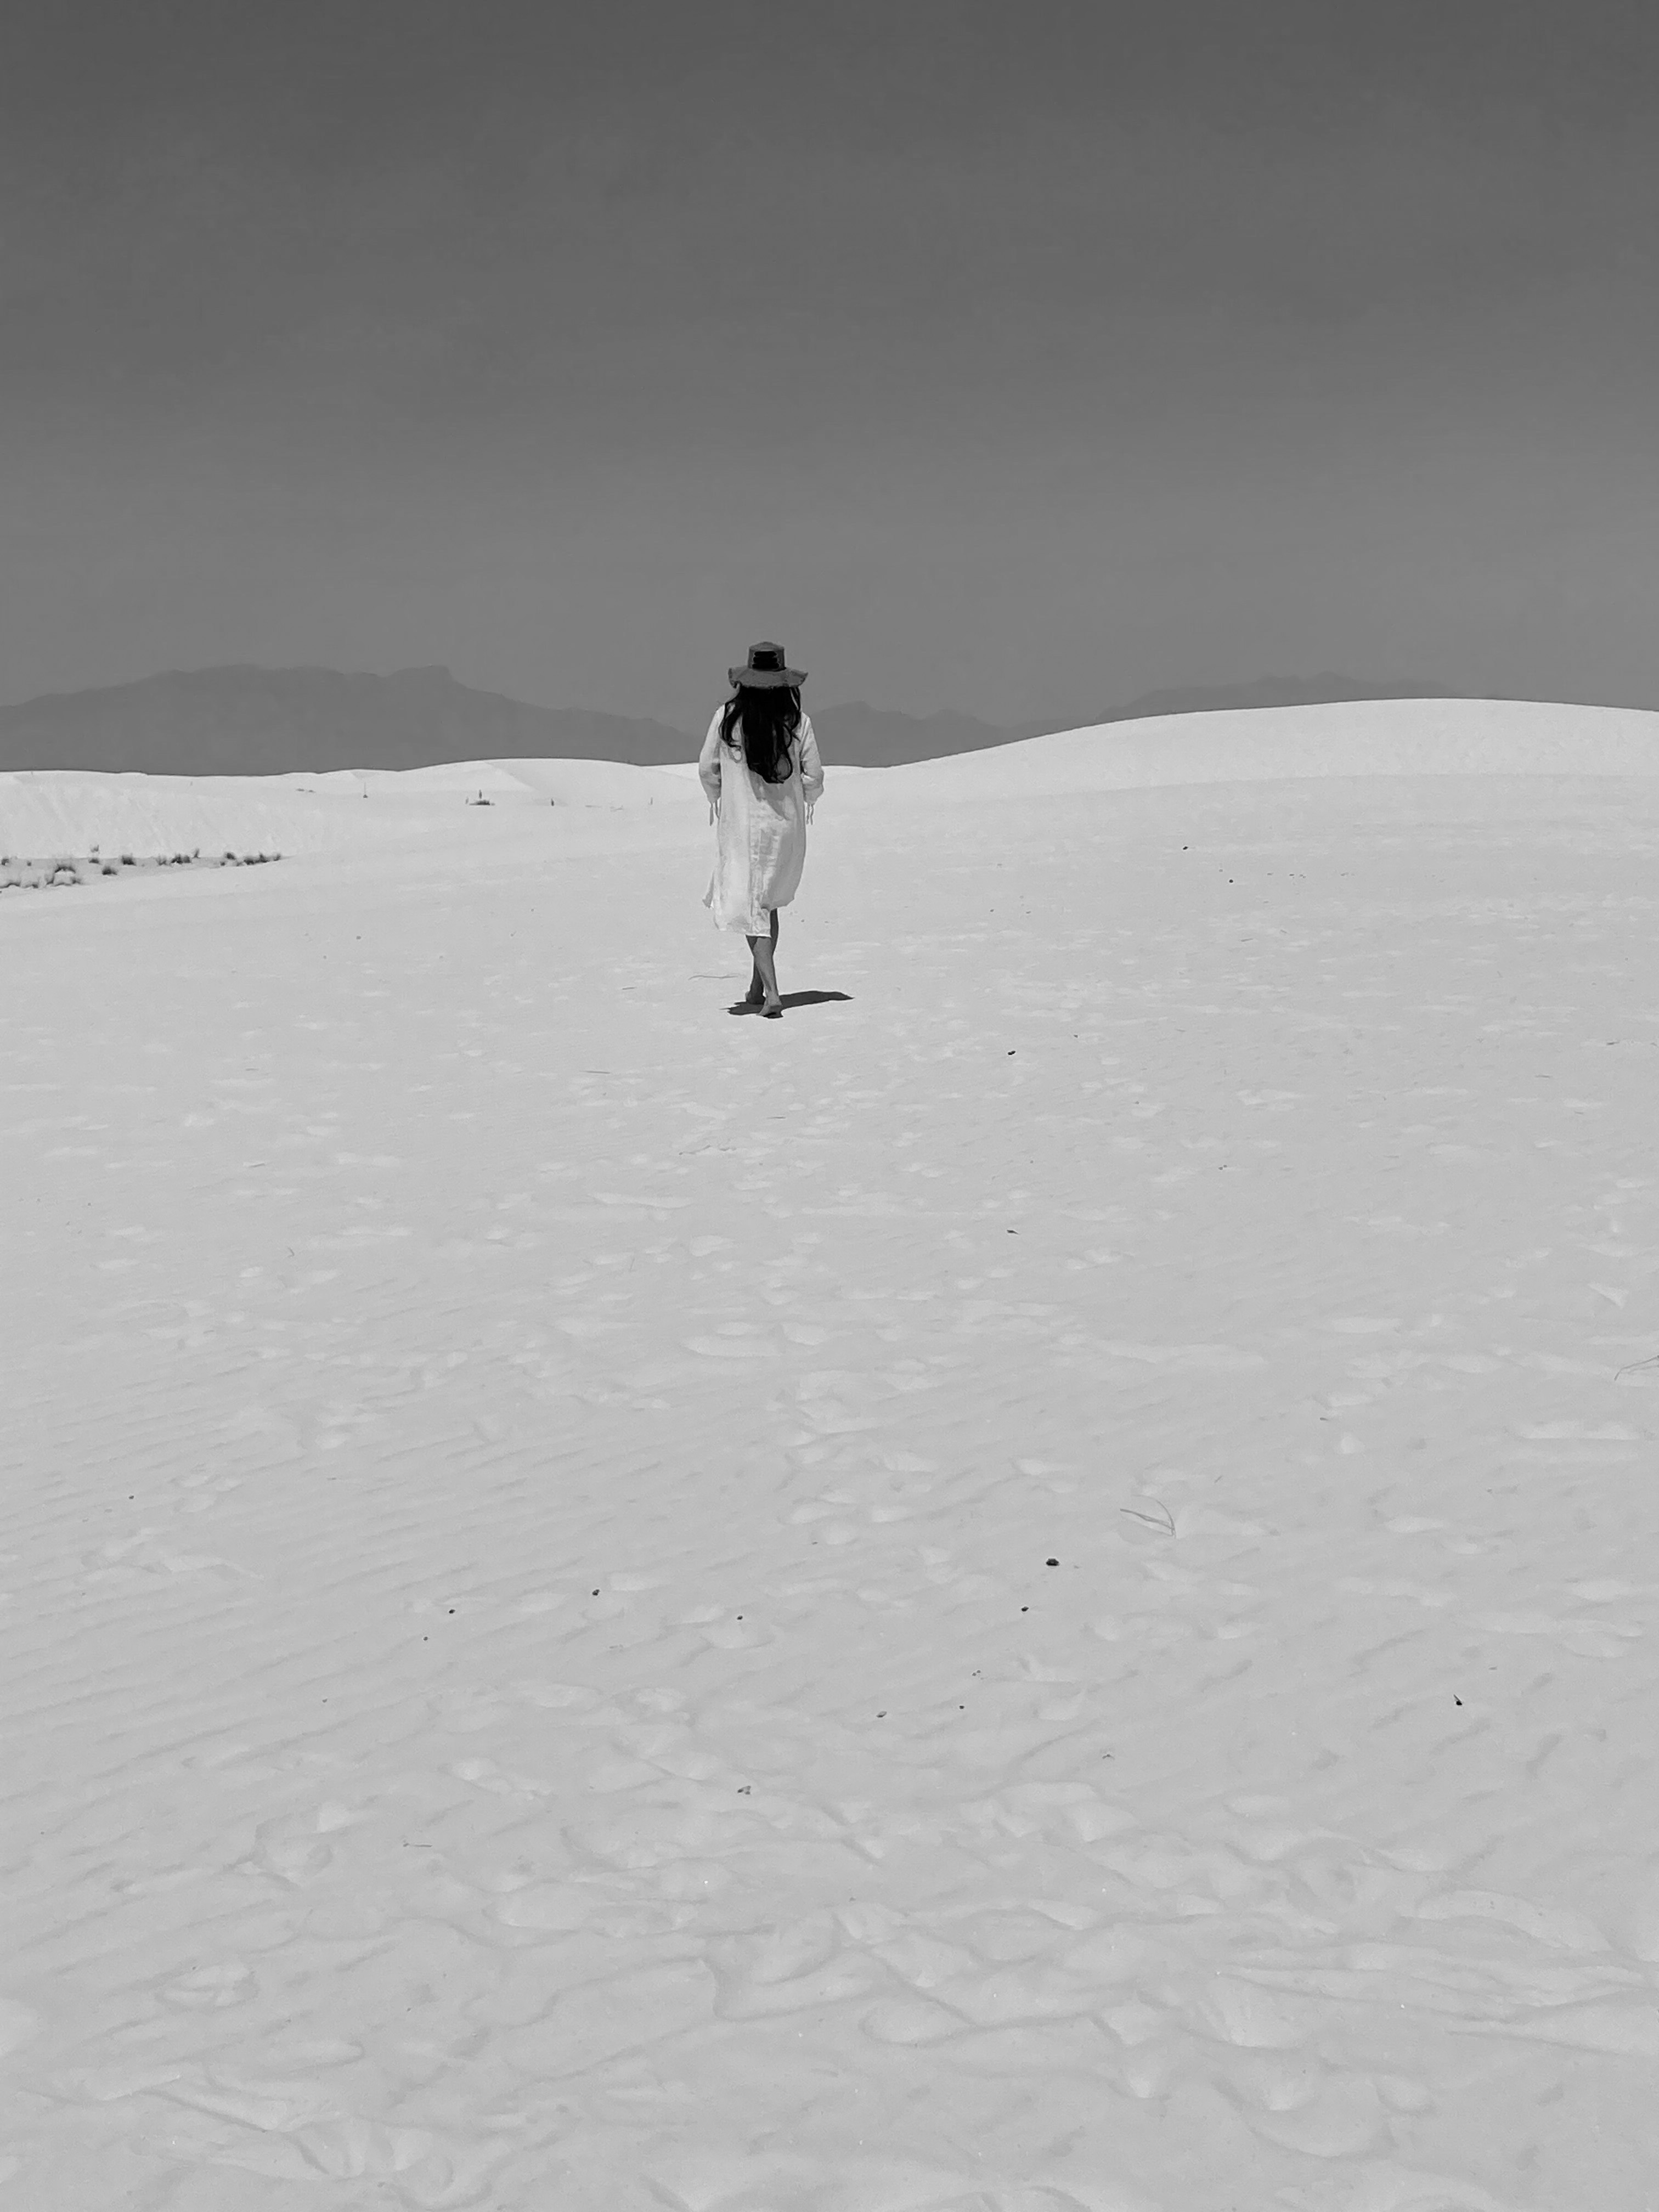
left=5, top=697, right=1658, bottom=865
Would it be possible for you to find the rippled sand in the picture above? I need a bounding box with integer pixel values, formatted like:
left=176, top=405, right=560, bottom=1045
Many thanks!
left=4, top=704, right=1657, bottom=2208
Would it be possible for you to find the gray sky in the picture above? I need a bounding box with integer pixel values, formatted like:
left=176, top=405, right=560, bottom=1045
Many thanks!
left=4, top=0, right=1657, bottom=728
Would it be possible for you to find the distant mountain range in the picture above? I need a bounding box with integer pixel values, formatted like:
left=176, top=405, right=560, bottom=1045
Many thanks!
left=0, top=664, right=1476, bottom=776
left=0, top=666, right=695, bottom=777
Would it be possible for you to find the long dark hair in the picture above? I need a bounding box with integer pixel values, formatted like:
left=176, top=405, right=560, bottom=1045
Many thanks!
left=720, top=684, right=801, bottom=785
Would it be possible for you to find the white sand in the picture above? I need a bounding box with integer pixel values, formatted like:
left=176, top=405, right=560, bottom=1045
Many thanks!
left=0, top=757, right=705, bottom=867
left=3, top=699, right=1657, bottom=2209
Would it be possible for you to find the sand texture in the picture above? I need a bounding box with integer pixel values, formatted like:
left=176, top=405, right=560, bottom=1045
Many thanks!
left=3, top=704, right=1658, bottom=2209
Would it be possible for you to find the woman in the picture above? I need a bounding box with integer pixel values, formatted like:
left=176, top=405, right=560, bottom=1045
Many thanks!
left=698, top=641, right=825, bottom=1018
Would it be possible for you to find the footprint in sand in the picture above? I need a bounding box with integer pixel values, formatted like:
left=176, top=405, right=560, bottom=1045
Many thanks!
left=789, top=1384, right=883, bottom=1433
left=1195, top=1977, right=1311, bottom=2050
left=684, top=1326, right=777, bottom=1359
left=179, top=1481, right=249, bottom=1519
left=297, top=2119, right=424, bottom=2180
left=162, top=1960, right=256, bottom=2008
left=82, top=1529, right=254, bottom=1582
left=1413, top=1889, right=1610, bottom=1953
left=515, top=1589, right=566, bottom=1616
left=1476, top=1610, right=1643, bottom=1659
left=140, top=2061, right=338, bottom=2140
left=710, top=1944, right=883, bottom=2022
left=0, top=1999, right=40, bottom=2057
left=646, top=2151, right=996, bottom=2212
left=1248, top=2076, right=1388, bottom=2158
left=451, top=1756, right=551, bottom=1799
left=1098, top=1340, right=1264, bottom=1371
left=245, top=1814, right=336, bottom=1887
left=859, top=1995, right=963, bottom=2045
left=1230, top=2050, right=1325, bottom=2113
left=492, top=1882, right=592, bottom=1932
left=1494, top=2001, right=1659, bottom=2057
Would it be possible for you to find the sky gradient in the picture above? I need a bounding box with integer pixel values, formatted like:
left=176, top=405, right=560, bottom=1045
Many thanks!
left=4, top=0, right=1657, bottom=729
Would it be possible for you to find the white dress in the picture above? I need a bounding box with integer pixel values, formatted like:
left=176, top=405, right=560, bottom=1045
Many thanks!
left=698, top=708, right=825, bottom=934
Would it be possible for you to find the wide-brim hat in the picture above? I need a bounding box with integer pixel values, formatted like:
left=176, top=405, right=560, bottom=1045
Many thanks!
left=729, top=640, right=806, bottom=690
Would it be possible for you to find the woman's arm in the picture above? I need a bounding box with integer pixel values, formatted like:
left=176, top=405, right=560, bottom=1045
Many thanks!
left=798, top=714, right=825, bottom=817
left=697, top=711, right=724, bottom=812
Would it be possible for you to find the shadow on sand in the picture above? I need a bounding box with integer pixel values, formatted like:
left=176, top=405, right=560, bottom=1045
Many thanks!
left=727, top=990, right=854, bottom=1017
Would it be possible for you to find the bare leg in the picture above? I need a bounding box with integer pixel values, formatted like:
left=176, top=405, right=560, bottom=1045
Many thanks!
left=745, top=910, right=781, bottom=1012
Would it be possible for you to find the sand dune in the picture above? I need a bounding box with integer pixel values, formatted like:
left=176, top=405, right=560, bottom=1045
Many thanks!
left=8, top=698, right=1657, bottom=868
left=851, top=696, right=1659, bottom=799
left=0, top=758, right=704, bottom=867
left=3, top=699, right=1657, bottom=2208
